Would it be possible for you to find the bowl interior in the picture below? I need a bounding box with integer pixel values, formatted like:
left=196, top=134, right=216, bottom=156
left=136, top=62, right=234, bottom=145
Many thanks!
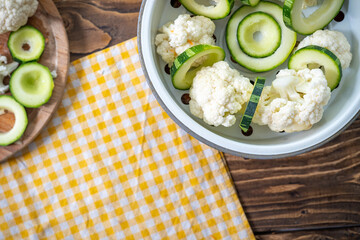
left=139, top=0, right=360, bottom=158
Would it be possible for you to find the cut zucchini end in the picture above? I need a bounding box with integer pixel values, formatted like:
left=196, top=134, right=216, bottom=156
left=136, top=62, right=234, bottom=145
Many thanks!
left=10, top=62, right=54, bottom=108
left=289, top=45, right=342, bottom=91
left=241, top=0, right=260, bottom=7
left=226, top=1, right=297, bottom=72
left=283, top=0, right=345, bottom=35
left=179, top=0, right=234, bottom=19
left=170, top=44, right=226, bottom=90
left=237, top=11, right=282, bottom=58
left=240, top=77, right=265, bottom=132
left=0, top=95, right=28, bottom=146
left=8, top=25, right=46, bottom=63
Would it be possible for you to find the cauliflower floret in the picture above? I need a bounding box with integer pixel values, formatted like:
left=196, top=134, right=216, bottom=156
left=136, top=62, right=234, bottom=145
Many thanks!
left=0, top=56, right=19, bottom=94
left=296, top=30, right=352, bottom=69
left=189, top=61, right=253, bottom=127
left=0, top=56, right=7, bottom=64
left=155, top=14, right=215, bottom=65
left=0, top=0, right=39, bottom=34
left=51, top=70, right=58, bottom=79
left=253, top=68, right=331, bottom=133
left=279, top=0, right=317, bottom=9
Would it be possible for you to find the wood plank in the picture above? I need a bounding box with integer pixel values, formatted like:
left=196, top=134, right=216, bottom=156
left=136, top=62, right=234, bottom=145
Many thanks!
left=226, top=117, right=360, bottom=232
left=257, top=226, right=360, bottom=240
left=54, top=0, right=141, bottom=61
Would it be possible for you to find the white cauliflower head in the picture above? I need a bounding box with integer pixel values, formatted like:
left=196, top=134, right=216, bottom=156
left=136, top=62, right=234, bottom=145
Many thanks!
left=155, top=14, right=215, bottom=65
left=189, top=61, right=253, bottom=127
left=253, top=68, right=331, bottom=133
left=0, top=0, right=39, bottom=34
left=296, top=30, right=352, bottom=69
left=0, top=56, right=19, bottom=94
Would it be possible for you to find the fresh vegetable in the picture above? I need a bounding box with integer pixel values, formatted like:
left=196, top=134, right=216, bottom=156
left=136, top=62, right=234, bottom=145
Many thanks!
left=280, top=0, right=318, bottom=9
left=155, top=14, right=215, bottom=65
left=295, top=30, right=352, bottom=69
left=237, top=11, right=281, bottom=58
left=0, top=95, right=28, bottom=146
left=283, top=0, right=344, bottom=35
left=189, top=61, right=253, bottom=127
left=10, top=62, right=54, bottom=108
left=240, top=77, right=265, bottom=132
left=0, top=0, right=39, bottom=34
left=179, top=0, right=234, bottom=19
left=241, top=0, right=260, bottom=7
left=289, top=45, right=342, bottom=90
left=0, top=56, right=19, bottom=94
left=8, top=25, right=45, bottom=62
left=226, top=1, right=297, bottom=72
left=151, top=1, right=353, bottom=134
left=170, top=44, right=225, bottom=90
left=253, top=69, right=331, bottom=133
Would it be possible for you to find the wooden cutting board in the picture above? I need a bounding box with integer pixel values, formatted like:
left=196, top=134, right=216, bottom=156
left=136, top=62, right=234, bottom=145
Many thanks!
left=0, top=0, right=69, bottom=161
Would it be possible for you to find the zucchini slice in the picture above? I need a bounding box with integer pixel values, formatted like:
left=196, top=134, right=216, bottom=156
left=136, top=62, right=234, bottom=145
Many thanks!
left=237, top=11, right=281, bottom=58
left=283, top=0, right=345, bottom=35
left=240, top=77, right=265, bottom=132
left=226, top=1, right=297, bottom=72
left=10, top=62, right=54, bottom=108
left=0, top=96, right=28, bottom=146
left=241, top=0, right=260, bottom=7
left=8, top=26, right=45, bottom=63
left=170, top=44, right=225, bottom=90
left=179, top=0, right=234, bottom=19
left=288, top=45, right=342, bottom=91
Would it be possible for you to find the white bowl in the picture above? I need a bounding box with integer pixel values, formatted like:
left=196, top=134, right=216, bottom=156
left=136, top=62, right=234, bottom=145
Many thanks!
left=138, top=0, right=360, bottom=159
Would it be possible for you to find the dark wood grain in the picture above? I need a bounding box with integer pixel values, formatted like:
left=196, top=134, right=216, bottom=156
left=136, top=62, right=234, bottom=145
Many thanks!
left=54, top=0, right=141, bottom=61
left=257, top=226, right=360, bottom=240
left=226, top=118, right=360, bottom=232
left=54, top=0, right=360, bottom=238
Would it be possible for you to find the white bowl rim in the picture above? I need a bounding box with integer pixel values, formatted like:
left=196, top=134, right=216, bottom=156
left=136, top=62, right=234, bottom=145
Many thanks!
left=137, top=0, right=360, bottom=159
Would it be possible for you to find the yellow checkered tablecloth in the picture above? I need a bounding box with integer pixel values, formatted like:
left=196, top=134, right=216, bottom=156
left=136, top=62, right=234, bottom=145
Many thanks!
left=0, top=38, right=254, bottom=239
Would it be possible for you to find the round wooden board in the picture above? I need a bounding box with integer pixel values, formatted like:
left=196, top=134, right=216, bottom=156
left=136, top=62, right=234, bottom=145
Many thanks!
left=0, top=0, right=69, bottom=162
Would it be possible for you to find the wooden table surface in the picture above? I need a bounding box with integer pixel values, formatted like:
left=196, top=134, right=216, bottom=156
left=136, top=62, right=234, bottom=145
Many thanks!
left=54, top=0, right=360, bottom=239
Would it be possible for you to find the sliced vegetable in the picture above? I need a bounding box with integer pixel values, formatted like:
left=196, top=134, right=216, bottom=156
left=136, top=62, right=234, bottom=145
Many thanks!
left=10, top=62, right=54, bottom=108
left=226, top=1, right=297, bottom=72
left=288, top=45, right=342, bottom=91
left=283, top=0, right=345, bottom=35
left=237, top=11, right=281, bottom=58
left=0, top=96, right=28, bottom=146
left=241, top=0, right=260, bottom=7
left=8, top=25, right=45, bottom=62
left=240, top=77, right=265, bottom=132
left=170, top=44, right=225, bottom=90
left=179, top=0, right=234, bottom=19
